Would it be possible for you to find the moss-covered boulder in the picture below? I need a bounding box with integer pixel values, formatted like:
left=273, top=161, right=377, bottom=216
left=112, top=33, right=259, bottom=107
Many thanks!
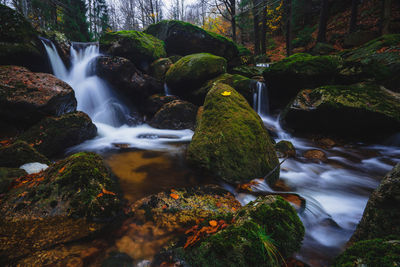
left=231, top=65, right=265, bottom=78
left=0, top=66, right=77, bottom=129
left=0, top=140, right=50, bottom=168
left=145, top=20, right=240, bottom=64
left=165, top=53, right=227, bottom=101
left=143, top=94, right=180, bottom=118
left=187, top=83, right=279, bottom=185
left=189, top=73, right=253, bottom=106
left=18, top=111, right=97, bottom=158
left=99, top=30, right=166, bottom=71
left=149, top=100, right=198, bottom=130
left=0, top=167, right=26, bottom=194
left=275, top=140, right=296, bottom=158
left=0, top=152, right=122, bottom=263
left=340, top=34, right=400, bottom=92
left=150, top=58, right=173, bottom=81
left=153, top=196, right=304, bottom=266
left=281, top=83, right=400, bottom=140
left=334, top=238, right=400, bottom=267
left=349, top=163, right=400, bottom=244
left=263, top=53, right=341, bottom=110
left=0, top=4, right=48, bottom=72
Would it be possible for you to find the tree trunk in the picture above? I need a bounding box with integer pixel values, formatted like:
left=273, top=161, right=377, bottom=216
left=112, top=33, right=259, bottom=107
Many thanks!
left=381, top=0, right=392, bottom=35
left=317, top=0, right=329, bottom=43
left=285, top=0, right=293, bottom=56
left=349, top=0, right=359, bottom=33
left=261, top=0, right=267, bottom=54
left=303, top=0, right=312, bottom=26
left=231, top=0, right=237, bottom=42
left=253, top=0, right=260, bottom=54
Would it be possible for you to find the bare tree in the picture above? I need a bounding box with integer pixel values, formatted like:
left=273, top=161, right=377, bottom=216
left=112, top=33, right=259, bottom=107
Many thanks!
left=214, top=0, right=237, bottom=41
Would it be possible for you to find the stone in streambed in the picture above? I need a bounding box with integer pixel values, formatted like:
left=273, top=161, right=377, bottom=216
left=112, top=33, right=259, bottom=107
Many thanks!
left=149, top=100, right=198, bottom=130
left=0, top=167, right=26, bottom=194
left=303, top=149, right=327, bottom=162
left=275, top=140, right=296, bottom=158
left=144, top=94, right=180, bottom=118
left=149, top=58, right=173, bottom=81
left=0, top=140, right=50, bottom=168
left=187, top=83, right=279, bottom=185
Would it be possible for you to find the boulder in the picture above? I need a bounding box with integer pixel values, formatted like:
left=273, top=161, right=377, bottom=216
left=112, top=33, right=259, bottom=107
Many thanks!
left=231, top=65, right=265, bottom=78
left=149, top=100, right=198, bottom=130
left=0, top=4, right=48, bottom=72
left=189, top=73, right=253, bottom=106
left=187, top=83, right=279, bottom=185
left=311, top=42, right=338, bottom=55
left=149, top=58, right=173, bottom=81
left=165, top=53, right=227, bottom=100
left=144, top=20, right=240, bottom=63
left=0, top=66, right=77, bottom=129
left=0, top=140, right=50, bottom=168
left=18, top=111, right=97, bottom=158
left=350, top=163, right=400, bottom=243
left=143, top=94, right=179, bottom=118
left=303, top=149, right=327, bottom=162
left=280, top=83, right=400, bottom=140
left=153, top=196, right=304, bottom=267
left=334, top=238, right=400, bottom=267
left=99, top=30, right=166, bottom=72
left=96, top=56, right=163, bottom=105
left=0, top=152, right=122, bottom=263
left=263, top=53, right=340, bottom=110
left=275, top=140, right=296, bottom=158
left=0, top=167, right=26, bottom=194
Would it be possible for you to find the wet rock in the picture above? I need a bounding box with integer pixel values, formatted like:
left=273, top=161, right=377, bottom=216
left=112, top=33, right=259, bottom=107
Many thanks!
left=0, top=140, right=50, bottom=168
left=99, top=30, right=166, bottom=72
left=231, top=65, right=265, bottom=79
left=150, top=58, right=173, bottom=81
left=275, top=140, right=296, bottom=158
left=0, top=66, right=77, bottom=129
left=350, top=163, right=400, bottom=243
left=41, top=30, right=71, bottom=68
left=303, top=149, right=327, bottom=162
left=96, top=56, right=163, bottom=105
left=0, top=4, right=48, bottom=72
left=280, top=83, right=400, bottom=140
left=18, top=111, right=97, bottom=158
left=153, top=196, right=304, bottom=267
left=144, top=94, right=180, bottom=118
left=165, top=53, right=227, bottom=101
left=316, top=137, right=336, bottom=149
left=168, top=55, right=182, bottom=63
left=149, top=100, right=198, bottom=130
left=187, top=83, right=279, bottom=185
left=189, top=73, right=253, bottom=106
left=0, top=167, right=26, bottom=194
left=335, top=238, right=400, bottom=267
left=101, top=252, right=134, bottom=267
left=144, top=20, right=240, bottom=64
left=263, top=53, right=341, bottom=110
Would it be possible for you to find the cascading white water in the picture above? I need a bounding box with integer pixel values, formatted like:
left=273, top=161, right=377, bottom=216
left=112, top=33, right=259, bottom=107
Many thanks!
left=253, top=81, right=269, bottom=117
left=41, top=40, right=193, bottom=151
left=164, top=83, right=171, bottom=96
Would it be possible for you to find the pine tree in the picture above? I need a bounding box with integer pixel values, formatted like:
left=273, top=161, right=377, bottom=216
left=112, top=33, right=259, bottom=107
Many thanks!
left=62, top=0, right=90, bottom=41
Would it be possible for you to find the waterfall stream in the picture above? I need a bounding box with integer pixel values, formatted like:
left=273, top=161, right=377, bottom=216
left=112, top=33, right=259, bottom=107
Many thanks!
left=41, top=41, right=400, bottom=266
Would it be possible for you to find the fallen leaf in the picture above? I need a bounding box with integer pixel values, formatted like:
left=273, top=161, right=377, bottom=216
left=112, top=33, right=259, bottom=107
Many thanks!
left=209, top=220, right=217, bottom=227
left=102, top=188, right=116, bottom=195
left=58, top=166, right=66, bottom=173
left=221, top=91, right=231, bottom=96
left=170, top=193, right=179, bottom=200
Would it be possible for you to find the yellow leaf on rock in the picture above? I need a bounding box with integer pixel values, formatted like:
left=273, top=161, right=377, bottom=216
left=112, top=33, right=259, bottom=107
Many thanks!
left=221, top=91, right=231, bottom=96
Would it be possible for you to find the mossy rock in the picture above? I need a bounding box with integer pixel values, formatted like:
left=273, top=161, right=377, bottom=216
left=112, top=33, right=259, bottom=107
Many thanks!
left=18, top=111, right=97, bottom=158
left=154, top=196, right=304, bottom=267
left=149, top=100, right=198, bottom=130
left=187, top=83, right=279, bottom=185
left=311, top=42, right=338, bottom=55
left=350, top=163, right=400, bottom=243
left=165, top=53, right=227, bottom=100
left=275, top=140, right=296, bottom=158
left=280, top=83, right=400, bottom=140
left=145, top=20, right=240, bottom=64
left=0, top=4, right=48, bottom=72
left=150, top=58, right=173, bottom=81
left=339, top=34, right=400, bottom=92
left=334, top=238, right=400, bottom=267
left=189, top=73, right=253, bottom=106
left=0, top=140, right=50, bottom=168
left=144, top=94, right=180, bottom=118
left=99, top=30, right=166, bottom=71
left=0, top=167, right=26, bottom=194
left=263, top=53, right=341, bottom=110
left=231, top=65, right=265, bottom=78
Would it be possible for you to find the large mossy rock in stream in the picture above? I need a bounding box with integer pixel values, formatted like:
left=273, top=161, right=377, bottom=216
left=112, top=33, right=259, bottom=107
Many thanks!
left=349, top=163, right=400, bottom=244
left=96, top=55, right=163, bottom=105
left=165, top=53, right=227, bottom=101
left=149, top=100, right=198, bottom=130
left=153, top=196, right=305, bottom=267
left=0, top=66, right=77, bottom=130
left=150, top=57, right=173, bottom=81
left=0, top=140, right=50, bottom=168
left=339, top=34, right=400, bottom=93
left=188, top=73, right=253, bottom=106
left=0, top=4, right=48, bottom=72
left=334, top=238, right=400, bottom=267
left=18, top=111, right=97, bottom=158
left=144, top=94, right=180, bottom=117
left=231, top=65, right=265, bottom=79
left=0, top=152, right=122, bottom=263
left=99, top=30, right=167, bottom=72
left=144, top=20, right=240, bottom=64
left=187, top=83, right=279, bottom=185
left=280, top=83, right=400, bottom=140
left=263, top=53, right=341, bottom=110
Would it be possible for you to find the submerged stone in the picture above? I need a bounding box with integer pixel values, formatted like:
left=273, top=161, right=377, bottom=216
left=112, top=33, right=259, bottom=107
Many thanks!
left=275, top=140, right=296, bottom=158
left=187, top=83, right=279, bottom=185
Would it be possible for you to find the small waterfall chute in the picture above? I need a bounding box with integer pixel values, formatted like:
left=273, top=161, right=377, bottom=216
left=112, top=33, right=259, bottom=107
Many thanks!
left=253, top=81, right=269, bottom=117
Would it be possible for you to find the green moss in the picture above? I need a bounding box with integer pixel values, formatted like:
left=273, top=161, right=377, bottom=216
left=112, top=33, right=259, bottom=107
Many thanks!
left=275, top=141, right=296, bottom=158
left=0, top=167, right=26, bottom=194
left=334, top=238, right=400, bottom=267
left=0, top=140, right=50, bottom=168
left=150, top=58, right=172, bottom=81
left=187, top=83, right=279, bottom=185
left=232, top=65, right=265, bottom=78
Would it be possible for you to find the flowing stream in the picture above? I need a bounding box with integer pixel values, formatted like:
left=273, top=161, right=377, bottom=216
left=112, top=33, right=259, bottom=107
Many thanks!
left=41, top=41, right=400, bottom=266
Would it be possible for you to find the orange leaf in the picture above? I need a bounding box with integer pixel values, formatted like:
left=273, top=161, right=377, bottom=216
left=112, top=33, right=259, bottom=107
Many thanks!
left=209, top=220, right=217, bottom=227
left=170, top=193, right=179, bottom=200
left=102, top=188, right=116, bottom=195
left=97, top=192, right=104, bottom=198
left=58, top=166, right=66, bottom=173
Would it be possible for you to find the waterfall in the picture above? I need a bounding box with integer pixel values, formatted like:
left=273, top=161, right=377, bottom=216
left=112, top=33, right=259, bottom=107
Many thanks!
left=253, top=81, right=269, bottom=117
left=164, top=83, right=171, bottom=96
